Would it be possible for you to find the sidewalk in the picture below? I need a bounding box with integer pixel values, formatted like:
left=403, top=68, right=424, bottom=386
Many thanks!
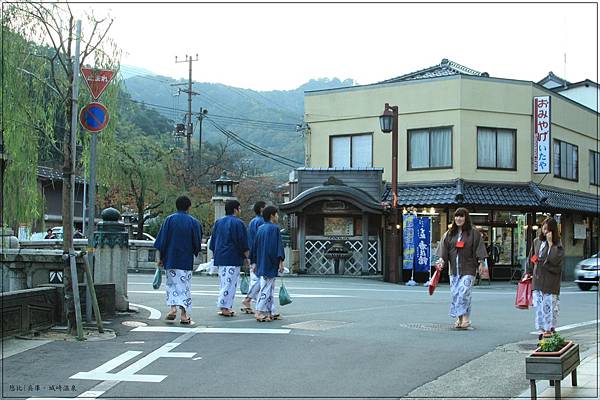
left=514, top=348, right=598, bottom=399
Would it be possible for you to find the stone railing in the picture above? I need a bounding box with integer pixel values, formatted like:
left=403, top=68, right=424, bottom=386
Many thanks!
left=1, top=249, right=84, bottom=292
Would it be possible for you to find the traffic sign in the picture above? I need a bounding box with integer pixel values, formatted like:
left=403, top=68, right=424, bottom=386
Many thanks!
left=80, top=102, right=109, bottom=132
left=81, top=68, right=114, bottom=99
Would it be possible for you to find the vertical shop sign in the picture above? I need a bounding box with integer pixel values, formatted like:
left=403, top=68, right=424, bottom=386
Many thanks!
left=533, top=96, right=551, bottom=173
left=414, top=217, right=431, bottom=273
left=402, top=213, right=416, bottom=270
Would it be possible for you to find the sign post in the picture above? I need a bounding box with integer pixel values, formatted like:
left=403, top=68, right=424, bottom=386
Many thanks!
left=80, top=66, right=113, bottom=323
left=533, top=96, right=551, bottom=174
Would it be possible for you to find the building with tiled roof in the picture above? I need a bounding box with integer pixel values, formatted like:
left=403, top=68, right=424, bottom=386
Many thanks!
left=281, top=59, right=599, bottom=283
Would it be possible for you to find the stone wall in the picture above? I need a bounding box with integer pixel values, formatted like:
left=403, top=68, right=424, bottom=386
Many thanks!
left=1, top=249, right=84, bottom=292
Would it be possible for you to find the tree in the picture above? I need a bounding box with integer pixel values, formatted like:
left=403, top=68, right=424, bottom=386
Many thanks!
left=3, top=2, right=118, bottom=335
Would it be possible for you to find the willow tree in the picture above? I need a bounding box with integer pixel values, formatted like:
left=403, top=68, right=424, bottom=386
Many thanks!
left=2, top=2, right=119, bottom=335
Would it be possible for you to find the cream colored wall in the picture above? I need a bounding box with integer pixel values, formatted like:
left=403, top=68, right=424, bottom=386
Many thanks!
left=305, top=76, right=599, bottom=195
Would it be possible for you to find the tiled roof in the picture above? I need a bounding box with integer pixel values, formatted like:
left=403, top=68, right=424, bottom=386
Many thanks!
left=382, top=179, right=599, bottom=214
left=538, top=186, right=599, bottom=214
left=379, top=59, right=487, bottom=84
left=38, top=166, right=85, bottom=184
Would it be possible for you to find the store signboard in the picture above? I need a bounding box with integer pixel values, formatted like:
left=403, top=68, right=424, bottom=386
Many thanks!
left=574, top=223, right=587, bottom=240
left=533, top=96, right=551, bottom=174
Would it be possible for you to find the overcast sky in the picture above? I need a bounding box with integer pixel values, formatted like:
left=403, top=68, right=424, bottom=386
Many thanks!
left=70, top=2, right=597, bottom=91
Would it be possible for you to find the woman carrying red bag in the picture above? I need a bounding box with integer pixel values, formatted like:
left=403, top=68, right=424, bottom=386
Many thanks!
left=436, top=208, right=487, bottom=329
left=524, top=217, right=564, bottom=340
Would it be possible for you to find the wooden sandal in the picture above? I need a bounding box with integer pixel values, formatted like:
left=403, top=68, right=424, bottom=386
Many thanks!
left=271, top=314, right=281, bottom=320
left=180, top=317, right=192, bottom=325
left=218, top=310, right=235, bottom=317
left=240, top=307, right=253, bottom=314
left=165, top=311, right=177, bottom=321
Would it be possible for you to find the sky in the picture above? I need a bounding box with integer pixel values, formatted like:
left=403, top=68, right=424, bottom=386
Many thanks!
left=68, top=1, right=598, bottom=91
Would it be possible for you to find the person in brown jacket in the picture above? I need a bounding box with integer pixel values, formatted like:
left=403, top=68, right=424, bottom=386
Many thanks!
left=525, top=217, right=564, bottom=339
left=436, top=208, right=487, bottom=329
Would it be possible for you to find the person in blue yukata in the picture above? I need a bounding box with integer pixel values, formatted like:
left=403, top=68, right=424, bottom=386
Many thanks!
left=240, top=201, right=266, bottom=314
left=154, top=195, right=203, bottom=325
left=251, top=205, right=285, bottom=322
left=210, top=199, right=249, bottom=317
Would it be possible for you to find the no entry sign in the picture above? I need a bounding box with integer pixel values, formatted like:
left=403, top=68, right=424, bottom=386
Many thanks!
left=81, top=68, right=114, bottom=99
left=80, top=102, right=109, bottom=132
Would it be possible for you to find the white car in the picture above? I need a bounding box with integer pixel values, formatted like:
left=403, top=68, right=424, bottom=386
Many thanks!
left=574, top=252, right=599, bottom=291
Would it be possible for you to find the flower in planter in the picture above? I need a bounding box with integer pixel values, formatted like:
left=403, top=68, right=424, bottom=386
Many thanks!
left=538, top=332, right=567, bottom=352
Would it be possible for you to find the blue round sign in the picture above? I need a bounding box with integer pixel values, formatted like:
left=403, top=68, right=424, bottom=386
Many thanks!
left=79, top=102, right=109, bottom=132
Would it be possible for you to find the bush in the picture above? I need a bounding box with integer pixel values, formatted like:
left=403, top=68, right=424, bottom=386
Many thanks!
left=538, top=332, right=567, bottom=352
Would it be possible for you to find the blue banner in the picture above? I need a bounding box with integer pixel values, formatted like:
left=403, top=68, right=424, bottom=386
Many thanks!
left=414, top=217, right=431, bottom=273
left=402, top=213, right=416, bottom=270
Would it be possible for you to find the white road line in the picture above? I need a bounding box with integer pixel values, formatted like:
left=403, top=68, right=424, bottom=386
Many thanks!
left=129, top=302, right=161, bottom=319
left=131, top=326, right=291, bottom=334
left=529, top=319, right=598, bottom=335
left=129, top=290, right=353, bottom=298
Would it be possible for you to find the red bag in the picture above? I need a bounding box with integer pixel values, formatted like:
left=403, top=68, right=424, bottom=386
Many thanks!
left=428, top=265, right=442, bottom=296
left=515, top=277, right=533, bottom=309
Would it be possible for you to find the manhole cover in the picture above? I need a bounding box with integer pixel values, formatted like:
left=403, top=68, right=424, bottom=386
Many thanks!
left=122, top=320, right=148, bottom=328
left=397, top=323, right=456, bottom=331
left=283, top=320, right=349, bottom=331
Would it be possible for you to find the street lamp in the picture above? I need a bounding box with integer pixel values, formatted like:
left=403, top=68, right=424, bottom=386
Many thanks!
left=380, top=103, right=400, bottom=283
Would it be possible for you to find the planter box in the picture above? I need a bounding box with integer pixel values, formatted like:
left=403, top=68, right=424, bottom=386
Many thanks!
left=526, top=342, right=580, bottom=400
left=526, top=342, right=579, bottom=380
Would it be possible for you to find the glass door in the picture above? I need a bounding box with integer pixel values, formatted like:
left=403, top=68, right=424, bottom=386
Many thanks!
left=490, top=226, right=514, bottom=279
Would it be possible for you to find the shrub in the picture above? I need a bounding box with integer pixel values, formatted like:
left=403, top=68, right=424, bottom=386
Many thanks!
left=538, top=332, right=567, bottom=352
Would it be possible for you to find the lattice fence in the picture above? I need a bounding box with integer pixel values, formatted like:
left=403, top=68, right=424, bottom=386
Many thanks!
left=304, top=238, right=379, bottom=275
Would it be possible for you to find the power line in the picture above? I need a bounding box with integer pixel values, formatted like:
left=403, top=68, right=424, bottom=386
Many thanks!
left=205, top=117, right=302, bottom=168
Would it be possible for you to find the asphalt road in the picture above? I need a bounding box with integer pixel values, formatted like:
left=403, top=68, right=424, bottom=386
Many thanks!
left=2, top=274, right=598, bottom=399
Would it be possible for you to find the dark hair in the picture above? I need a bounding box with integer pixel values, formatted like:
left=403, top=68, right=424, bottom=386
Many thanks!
left=449, top=207, right=473, bottom=237
left=175, top=196, right=192, bottom=211
left=47, top=228, right=52, bottom=233
left=225, top=200, right=241, bottom=215
left=540, top=217, right=560, bottom=244
left=253, top=201, right=266, bottom=216
left=262, top=205, right=278, bottom=221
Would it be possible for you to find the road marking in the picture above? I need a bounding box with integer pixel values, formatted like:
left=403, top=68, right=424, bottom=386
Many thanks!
left=130, top=302, right=161, bottom=319
left=129, top=290, right=353, bottom=298
left=124, top=341, right=145, bottom=344
left=131, top=326, right=291, bottom=334
left=193, top=356, right=203, bottom=360
left=529, top=319, right=598, bottom=335
left=70, top=342, right=196, bottom=383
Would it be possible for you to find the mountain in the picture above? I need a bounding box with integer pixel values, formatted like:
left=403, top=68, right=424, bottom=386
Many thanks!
left=122, top=74, right=356, bottom=176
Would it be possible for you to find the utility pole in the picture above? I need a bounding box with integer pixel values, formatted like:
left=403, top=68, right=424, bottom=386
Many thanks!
left=174, top=54, right=199, bottom=171
left=197, top=107, right=208, bottom=172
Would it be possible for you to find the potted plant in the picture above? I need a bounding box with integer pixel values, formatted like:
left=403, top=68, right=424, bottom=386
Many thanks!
left=526, top=332, right=580, bottom=400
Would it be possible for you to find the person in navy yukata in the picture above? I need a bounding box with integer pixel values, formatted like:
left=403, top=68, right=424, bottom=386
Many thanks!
left=240, top=201, right=266, bottom=314
left=154, top=196, right=203, bottom=325
left=210, top=199, right=249, bottom=317
left=251, top=205, right=285, bottom=322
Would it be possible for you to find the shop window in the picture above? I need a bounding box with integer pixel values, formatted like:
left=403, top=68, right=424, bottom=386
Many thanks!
left=477, top=127, right=516, bottom=170
left=330, top=134, right=372, bottom=168
left=408, top=127, right=452, bottom=170
left=590, top=150, right=600, bottom=186
left=553, top=139, right=578, bottom=181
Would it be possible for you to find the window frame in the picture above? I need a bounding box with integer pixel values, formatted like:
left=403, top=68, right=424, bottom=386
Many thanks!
left=590, top=150, right=600, bottom=186
left=328, top=132, right=373, bottom=168
left=476, top=126, right=517, bottom=171
left=553, top=139, right=579, bottom=182
left=406, top=125, right=453, bottom=171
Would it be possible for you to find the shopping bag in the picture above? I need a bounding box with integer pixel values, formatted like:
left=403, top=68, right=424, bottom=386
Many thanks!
left=279, top=281, right=292, bottom=306
left=240, top=273, right=249, bottom=295
left=515, top=277, right=532, bottom=309
left=479, top=259, right=490, bottom=280
left=152, top=267, right=162, bottom=290
left=428, top=265, right=442, bottom=296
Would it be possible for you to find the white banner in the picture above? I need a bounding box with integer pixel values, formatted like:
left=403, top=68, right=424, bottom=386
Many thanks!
left=533, top=96, right=551, bottom=173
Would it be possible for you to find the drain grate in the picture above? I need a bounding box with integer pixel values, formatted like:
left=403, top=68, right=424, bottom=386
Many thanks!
left=397, top=322, right=456, bottom=332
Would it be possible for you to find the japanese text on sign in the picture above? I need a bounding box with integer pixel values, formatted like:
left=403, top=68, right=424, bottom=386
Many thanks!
left=533, top=96, right=551, bottom=174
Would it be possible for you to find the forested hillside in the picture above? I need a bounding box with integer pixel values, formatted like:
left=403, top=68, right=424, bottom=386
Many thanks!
left=123, top=75, right=356, bottom=176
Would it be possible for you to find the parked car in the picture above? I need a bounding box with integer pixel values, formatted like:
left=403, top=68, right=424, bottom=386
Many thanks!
left=574, top=252, right=599, bottom=291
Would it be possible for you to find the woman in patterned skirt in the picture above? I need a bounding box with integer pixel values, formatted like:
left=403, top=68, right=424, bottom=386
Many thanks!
left=436, top=208, right=487, bottom=329
left=525, top=217, right=564, bottom=339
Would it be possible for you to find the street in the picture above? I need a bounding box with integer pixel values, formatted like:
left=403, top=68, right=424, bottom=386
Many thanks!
left=2, top=274, right=598, bottom=399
